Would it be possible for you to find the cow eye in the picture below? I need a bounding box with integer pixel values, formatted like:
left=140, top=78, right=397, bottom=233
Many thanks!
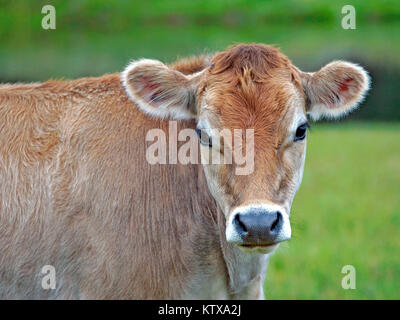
left=196, top=128, right=212, bottom=147
left=294, top=123, right=309, bottom=142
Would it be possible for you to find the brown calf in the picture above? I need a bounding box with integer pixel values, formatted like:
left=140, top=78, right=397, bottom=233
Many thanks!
left=0, top=43, right=369, bottom=299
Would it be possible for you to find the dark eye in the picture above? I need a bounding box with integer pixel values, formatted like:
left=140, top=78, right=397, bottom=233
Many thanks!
left=196, top=128, right=212, bottom=147
left=294, top=123, right=309, bottom=142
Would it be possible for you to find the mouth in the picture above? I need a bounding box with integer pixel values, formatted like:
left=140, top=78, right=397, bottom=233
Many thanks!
left=239, top=243, right=277, bottom=249
left=237, top=242, right=280, bottom=254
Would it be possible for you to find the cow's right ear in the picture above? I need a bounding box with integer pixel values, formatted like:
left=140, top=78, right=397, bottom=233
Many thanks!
left=122, top=59, right=200, bottom=120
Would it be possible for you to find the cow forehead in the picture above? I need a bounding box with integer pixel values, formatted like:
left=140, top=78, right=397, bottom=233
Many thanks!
left=199, top=44, right=306, bottom=133
left=201, top=70, right=305, bottom=139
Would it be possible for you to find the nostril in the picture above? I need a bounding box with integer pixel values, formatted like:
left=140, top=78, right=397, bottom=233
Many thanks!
left=234, top=214, right=248, bottom=235
left=270, top=211, right=282, bottom=232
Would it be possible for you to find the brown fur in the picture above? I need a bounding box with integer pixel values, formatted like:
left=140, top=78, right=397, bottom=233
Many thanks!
left=169, top=55, right=212, bottom=75
left=0, top=75, right=225, bottom=298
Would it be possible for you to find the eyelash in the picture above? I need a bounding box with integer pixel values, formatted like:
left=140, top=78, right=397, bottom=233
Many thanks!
left=196, top=128, right=212, bottom=147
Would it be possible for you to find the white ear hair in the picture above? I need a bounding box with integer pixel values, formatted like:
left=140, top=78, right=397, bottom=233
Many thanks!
left=121, top=59, right=199, bottom=120
left=300, top=61, right=370, bottom=121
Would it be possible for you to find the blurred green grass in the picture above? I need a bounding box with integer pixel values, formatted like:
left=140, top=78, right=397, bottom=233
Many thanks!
left=1, top=24, right=398, bottom=79
left=265, top=123, right=400, bottom=299
left=1, top=0, right=399, bottom=81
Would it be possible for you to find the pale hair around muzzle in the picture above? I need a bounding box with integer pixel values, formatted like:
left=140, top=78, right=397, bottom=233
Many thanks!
left=226, top=203, right=291, bottom=247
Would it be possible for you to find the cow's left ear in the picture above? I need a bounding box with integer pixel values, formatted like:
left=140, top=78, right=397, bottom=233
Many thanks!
left=299, top=61, right=370, bottom=121
left=122, top=59, right=201, bottom=120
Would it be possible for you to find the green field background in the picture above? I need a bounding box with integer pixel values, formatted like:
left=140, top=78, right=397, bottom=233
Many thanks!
left=0, top=0, right=399, bottom=299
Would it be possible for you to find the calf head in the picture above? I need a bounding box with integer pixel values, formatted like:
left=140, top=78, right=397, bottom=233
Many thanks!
left=122, top=43, right=370, bottom=254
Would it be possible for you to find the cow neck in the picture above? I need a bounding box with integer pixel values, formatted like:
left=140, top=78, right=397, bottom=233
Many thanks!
left=215, top=189, right=270, bottom=296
